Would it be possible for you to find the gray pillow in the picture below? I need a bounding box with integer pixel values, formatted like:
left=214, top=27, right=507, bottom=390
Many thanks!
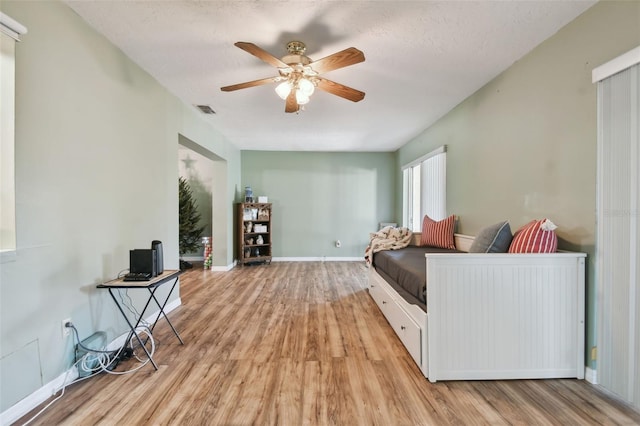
left=469, top=221, right=512, bottom=253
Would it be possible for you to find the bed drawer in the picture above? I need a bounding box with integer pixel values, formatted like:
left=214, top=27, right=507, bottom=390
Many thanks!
left=386, top=302, right=421, bottom=366
left=369, top=280, right=422, bottom=367
left=368, top=280, right=388, bottom=310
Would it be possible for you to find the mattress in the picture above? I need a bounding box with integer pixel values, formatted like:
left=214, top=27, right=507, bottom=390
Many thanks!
left=373, top=246, right=462, bottom=311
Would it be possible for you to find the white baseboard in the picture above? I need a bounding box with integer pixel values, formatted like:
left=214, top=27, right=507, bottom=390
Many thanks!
left=0, top=367, right=79, bottom=426
left=182, top=255, right=204, bottom=262
left=210, top=260, right=236, bottom=271
left=272, top=257, right=363, bottom=262
left=184, top=258, right=235, bottom=271
left=0, top=298, right=182, bottom=426
left=585, top=366, right=597, bottom=384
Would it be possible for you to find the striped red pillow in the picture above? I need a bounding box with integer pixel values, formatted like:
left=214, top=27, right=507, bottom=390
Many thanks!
left=508, top=219, right=558, bottom=253
left=420, top=214, right=456, bottom=250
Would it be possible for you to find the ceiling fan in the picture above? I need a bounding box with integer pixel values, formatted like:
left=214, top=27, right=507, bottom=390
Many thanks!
left=220, top=41, right=365, bottom=113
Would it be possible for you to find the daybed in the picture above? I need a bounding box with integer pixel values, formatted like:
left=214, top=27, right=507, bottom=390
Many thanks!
left=368, top=222, right=586, bottom=383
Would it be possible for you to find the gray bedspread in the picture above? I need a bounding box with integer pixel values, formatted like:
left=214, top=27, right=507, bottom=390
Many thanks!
left=373, top=246, right=462, bottom=311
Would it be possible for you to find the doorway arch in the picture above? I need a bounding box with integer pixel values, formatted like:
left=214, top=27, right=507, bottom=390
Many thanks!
left=178, top=134, right=229, bottom=268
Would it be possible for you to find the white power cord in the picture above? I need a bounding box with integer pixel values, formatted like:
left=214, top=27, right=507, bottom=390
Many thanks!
left=99, top=326, right=156, bottom=375
left=20, top=322, right=156, bottom=424
left=69, top=322, right=156, bottom=375
left=20, top=357, right=98, bottom=426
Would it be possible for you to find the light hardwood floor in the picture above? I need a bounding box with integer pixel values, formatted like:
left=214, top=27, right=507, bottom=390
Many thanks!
left=19, top=262, right=640, bottom=425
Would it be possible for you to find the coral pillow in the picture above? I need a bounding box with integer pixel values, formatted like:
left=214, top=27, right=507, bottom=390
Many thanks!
left=508, top=219, right=558, bottom=253
left=420, top=214, right=456, bottom=250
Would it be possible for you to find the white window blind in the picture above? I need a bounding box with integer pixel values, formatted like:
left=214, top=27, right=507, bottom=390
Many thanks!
left=402, top=146, right=447, bottom=231
left=420, top=152, right=446, bottom=221
left=0, top=12, right=27, bottom=41
left=0, top=13, right=26, bottom=257
left=595, top=48, right=640, bottom=410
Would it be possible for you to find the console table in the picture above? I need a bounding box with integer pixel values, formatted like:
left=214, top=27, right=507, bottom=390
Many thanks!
left=97, top=269, right=183, bottom=370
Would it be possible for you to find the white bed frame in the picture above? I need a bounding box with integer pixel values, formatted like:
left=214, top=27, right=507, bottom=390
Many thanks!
left=368, top=233, right=586, bottom=382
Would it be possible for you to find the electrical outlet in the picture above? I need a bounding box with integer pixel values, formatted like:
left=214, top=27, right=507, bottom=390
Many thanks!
left=61, top=318, right=72, bottom=338
left=591, top=346, right=597, bottom=361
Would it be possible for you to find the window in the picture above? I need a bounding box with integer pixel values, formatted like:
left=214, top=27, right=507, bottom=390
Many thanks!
left=402, top=146, right=447, bottom=231
left=0, top=13, right=27, bottom=258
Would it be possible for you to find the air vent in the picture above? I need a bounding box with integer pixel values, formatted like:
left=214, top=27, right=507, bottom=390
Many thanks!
left=196, top=105, right=215, bottom=114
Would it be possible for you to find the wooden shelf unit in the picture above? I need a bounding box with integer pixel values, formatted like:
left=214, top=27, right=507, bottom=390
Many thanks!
left=237, top=202, right=272, bottom=265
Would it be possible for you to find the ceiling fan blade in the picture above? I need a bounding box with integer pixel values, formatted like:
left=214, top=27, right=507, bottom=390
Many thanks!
left=234, top=42, right=289, bottom=68
left=285, top=91, right=299, bottom=113
left=316, top=78, right=365, bottom=102
left=311, top=47, right=365, bottom=74
left=220, top=76, right=280, bottom=92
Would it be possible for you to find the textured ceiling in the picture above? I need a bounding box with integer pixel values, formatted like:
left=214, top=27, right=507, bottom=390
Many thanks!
left=64, top=0, right=596, bottom=152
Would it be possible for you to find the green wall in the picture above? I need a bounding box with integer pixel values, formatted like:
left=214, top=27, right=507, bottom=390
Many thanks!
left=241, top=151, right=396, bottom=258
left=397, top=1, right=640, bottom=370
left=0, top=0, right=240, bottom=412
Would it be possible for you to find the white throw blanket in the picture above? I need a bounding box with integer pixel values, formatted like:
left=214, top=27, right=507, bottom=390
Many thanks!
left=364, top=226, right=413, bottom=267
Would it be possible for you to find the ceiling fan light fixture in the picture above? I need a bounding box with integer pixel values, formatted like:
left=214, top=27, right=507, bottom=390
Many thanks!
left=221, top=41, right=365, bottom=113
left=295, top=89, right=310, bottom=105
left=275, top=81, right=292, bottom=100
left=298, top=78, right=315, bottom=96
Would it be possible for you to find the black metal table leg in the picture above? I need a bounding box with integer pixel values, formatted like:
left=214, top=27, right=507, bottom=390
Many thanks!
left=107, top=288, right=158, bottom=370
left=147, top=277, right=184, bottom=344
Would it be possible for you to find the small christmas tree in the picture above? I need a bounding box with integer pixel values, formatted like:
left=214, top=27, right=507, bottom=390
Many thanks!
left=179, top=177, right=205, bottom=269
